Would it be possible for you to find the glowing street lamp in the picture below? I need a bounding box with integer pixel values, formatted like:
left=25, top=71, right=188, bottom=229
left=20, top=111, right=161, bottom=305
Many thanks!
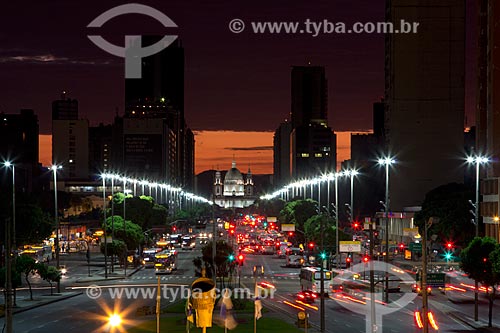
left=378, top=156, right=396, bottom=304
left=3, top=162, right=15, bottom=248
left=50, top=164, right=63, bottom=293
left=466, top=155, right=489, bottom=322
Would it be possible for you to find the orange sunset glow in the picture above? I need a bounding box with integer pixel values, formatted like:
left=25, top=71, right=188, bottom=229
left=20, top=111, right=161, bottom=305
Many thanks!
left=39, top=131, right=356, bottom=175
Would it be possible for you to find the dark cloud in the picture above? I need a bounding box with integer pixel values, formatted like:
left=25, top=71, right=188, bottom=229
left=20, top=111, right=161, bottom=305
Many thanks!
left=224, top=146, right=273, bottom=151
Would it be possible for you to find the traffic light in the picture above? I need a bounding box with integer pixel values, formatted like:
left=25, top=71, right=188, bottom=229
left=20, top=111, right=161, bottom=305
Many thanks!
left=362, top=256, right=370, bottom=263
left=352, top=222, right=360, bottom=230
left=288, top=232, right=294, bottom=237
left=263, top=221, right=268, bottom=228
left=172, top=226, right=177, bottom=232
left=228, top=254, right=235, bottom=262
left=446, top=242, right=453, bottom=250
left=345, top=204, right=352, bottom=221
left=319, top=252, right=327, bottom=260
left=308, top=242, right=315, bottom=250
left=237, top=254, right=245, bottom=266
left=346, top=256, right=352, bottom=268
left=399, top=243, right=405, bottom=250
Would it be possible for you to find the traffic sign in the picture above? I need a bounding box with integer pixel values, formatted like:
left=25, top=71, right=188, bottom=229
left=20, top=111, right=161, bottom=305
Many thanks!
left=415, top=273, right=445, bottom=288
left=409, top=242, right=422, bottom=252
left=339, top=241, right=361, bottom=253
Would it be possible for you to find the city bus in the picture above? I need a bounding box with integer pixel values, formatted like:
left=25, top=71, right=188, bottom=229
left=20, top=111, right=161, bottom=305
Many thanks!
left=154, top=250, right=178, bottom=274
left=286, top=247, right=305, bottom=267
left=142, top=248, right=162, bottom=268
left=300, top=267, right=332, bottom=295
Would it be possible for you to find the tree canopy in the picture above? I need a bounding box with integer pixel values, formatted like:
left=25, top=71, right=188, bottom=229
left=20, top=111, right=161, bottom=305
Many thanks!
left=460, top=237, right=500, bottom=327
left=103, top=216, right=143, bottom=250
left=414, top=183, right=475, bottom=247
left=304, top=214, right=350, bottom=253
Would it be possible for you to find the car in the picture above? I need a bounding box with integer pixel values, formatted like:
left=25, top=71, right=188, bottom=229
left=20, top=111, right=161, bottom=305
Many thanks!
left=297, top=290, right=317, bottom=304
left=412, top=283, right=432, bottom=295
left=60, top=265, right=67, bottom=275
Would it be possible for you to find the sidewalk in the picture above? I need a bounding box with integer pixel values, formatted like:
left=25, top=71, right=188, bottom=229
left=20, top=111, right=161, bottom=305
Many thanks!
left=448, top=311, right=500, bottom=332
left=75, top=264, right=143, bottom=283
left=0, top=292, right=82, bottom=318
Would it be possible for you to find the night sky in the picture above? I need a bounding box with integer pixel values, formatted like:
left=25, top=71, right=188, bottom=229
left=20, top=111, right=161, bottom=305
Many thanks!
left=0, top=0, right=477, bottom=134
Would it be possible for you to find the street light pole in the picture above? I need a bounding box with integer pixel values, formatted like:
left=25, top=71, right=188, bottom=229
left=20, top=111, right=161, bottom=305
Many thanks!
left=51, top=165, right=62, bottom=294
left=335, top=173, right=340, bottom=269
left=111, top=175, right=115, bottom=272
left=378, top=157, right=395, bottom=305
left=102, top=175, right=108, bottom=279
left=467, top=155, right=489, bottom=321
left=320, top=209, right=325, bottom=333
left=123, top=177, right=127, bottom=277
left=384, top=161, right=389, bottom=304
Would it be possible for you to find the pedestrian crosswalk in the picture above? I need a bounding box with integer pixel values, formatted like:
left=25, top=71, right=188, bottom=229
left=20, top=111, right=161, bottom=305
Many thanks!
left=129, top=275, right=299, bottom=281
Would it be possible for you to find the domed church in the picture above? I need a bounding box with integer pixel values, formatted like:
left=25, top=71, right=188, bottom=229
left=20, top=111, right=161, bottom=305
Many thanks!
left=214, top=161, right=256, bottom=208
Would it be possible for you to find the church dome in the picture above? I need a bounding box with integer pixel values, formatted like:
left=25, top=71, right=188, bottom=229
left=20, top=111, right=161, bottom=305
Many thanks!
left=224, top=161, right=244, bottom=184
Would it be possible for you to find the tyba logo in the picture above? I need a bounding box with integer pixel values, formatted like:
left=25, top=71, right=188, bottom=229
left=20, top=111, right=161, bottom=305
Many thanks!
left=87, top=3, right=177, bottom=78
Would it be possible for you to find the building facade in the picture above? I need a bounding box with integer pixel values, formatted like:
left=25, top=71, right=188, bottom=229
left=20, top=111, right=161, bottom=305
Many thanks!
left=0, top=109, right=39, bottom=192
left=385, top=0, right=465, bottom=210
left=273, top=65, right=336, bottom=183
left=478, top=0, right=500, bottom=242
left=124, top=38, right=194, bottom=189
left=52, top=93, right=89, bottom=179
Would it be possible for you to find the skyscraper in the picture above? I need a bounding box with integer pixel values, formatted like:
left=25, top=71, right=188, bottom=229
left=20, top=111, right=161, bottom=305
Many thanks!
left=385, top=0, right=465, bottom=210
left=124, top=38, right=194, bottom=188
left=274, top=66, right=336, bottom=181
left=478, top=0, right=500, bottom=242
left=0, top=109, right=39, bottom=192
left=291, top=66, right=328, bottom=128
left=273, top=121, right=292, bottom=186
left=289, top=66, right=336, bottom=179
left=52, top=93, right=89, bottom=179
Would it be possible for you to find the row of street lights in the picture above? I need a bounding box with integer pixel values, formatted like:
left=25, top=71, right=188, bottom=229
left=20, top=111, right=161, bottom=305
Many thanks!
left=260, top=154, right=491, bottom=331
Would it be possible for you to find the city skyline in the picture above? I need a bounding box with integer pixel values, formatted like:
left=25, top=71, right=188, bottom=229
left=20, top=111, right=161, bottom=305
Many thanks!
left=38, top=130, right=356, bottom=174
left=0, top=0, right=477, bottom=136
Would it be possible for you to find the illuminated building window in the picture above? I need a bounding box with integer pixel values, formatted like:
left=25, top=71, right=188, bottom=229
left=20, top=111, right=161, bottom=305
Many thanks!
left=301, top=153, right=309, bottom=158
left=315, top=153, right=322, bottom=157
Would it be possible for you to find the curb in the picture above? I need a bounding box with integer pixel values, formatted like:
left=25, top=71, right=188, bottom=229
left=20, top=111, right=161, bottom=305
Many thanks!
left=0, top=292, right=83, bottom=318
left=448, top=311, right=485, bottom=330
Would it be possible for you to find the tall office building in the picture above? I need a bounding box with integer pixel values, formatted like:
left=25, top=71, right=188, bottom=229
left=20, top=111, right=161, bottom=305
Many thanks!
left=273, top=66, right=336, bottom=182
left=124, top=39, right=194, bottom=188
left=88, top=124, right=113, bottom=175
left=385, top=0, right=465, bottom=210
left=52, top=93, right=89, bottom=179
left=478, top=1, right=500, bottom=242
left=0, top=109, right=39, bottom=192
left=289, top=66, right=336, bottom=179
left=273, top=121, right=292, bottom=186
left=348, top=100, right=386, bottom=217
left=291, top=66, right=328, bottom=128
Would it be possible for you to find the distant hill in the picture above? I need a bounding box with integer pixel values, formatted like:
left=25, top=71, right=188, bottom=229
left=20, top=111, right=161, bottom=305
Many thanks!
left=195, top=170, right=274, bottom=199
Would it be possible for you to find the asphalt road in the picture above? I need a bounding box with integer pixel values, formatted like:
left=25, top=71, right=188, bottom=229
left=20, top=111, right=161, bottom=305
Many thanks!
left=1, top=243, right=499, bottom=332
